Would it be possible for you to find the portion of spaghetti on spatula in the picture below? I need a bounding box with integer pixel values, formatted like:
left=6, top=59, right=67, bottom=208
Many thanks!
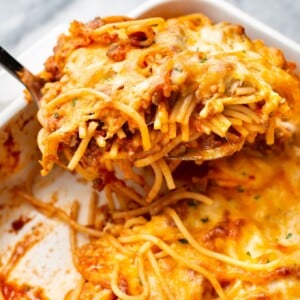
left=37, top=14, right=299, bottom=201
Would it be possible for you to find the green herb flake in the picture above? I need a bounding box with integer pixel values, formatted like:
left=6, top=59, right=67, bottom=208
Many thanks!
left=246, top=251, right=251, bottom=257
left=188, top=200, right=198, bottom=207
left=201, top=217, right=209, bottom=223
left=178, top=238, right=188, bottom=244
left=285, top=233, right=293, bottom=239
left=237, top=185, right=245, bottom=193
left=200, top=57, right=207, bottom=63
left=254, top=194, right=261, bottom=200
left=104, top=76, right=112, bottom=82
left=54, top=112, right=60, bottom=119
left=241, top=171, right=248, bottom=176
left=139, top=277, right=143, bottom=286
left=72, top=98, right=78, bottom=107
left=174, top=67, right=183, bottom=72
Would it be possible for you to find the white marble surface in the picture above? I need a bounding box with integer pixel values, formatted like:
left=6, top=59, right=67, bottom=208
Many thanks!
left=0, top=0, right=299, bottom=57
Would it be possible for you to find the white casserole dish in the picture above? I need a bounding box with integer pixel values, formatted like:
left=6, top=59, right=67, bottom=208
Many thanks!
left=0, top=0, right=299, bottom=299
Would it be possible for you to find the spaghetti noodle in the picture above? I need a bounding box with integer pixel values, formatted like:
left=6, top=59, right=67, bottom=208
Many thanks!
left=37, top=14, right=300, bottom=203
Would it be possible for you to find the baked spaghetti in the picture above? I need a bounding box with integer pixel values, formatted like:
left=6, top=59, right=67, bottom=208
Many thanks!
left=19, top=14, right=300, bottom=299
left=73, top=147, right=300, bottom=300
left=17, top=142, right=300, bottom=300
left=37, top=14, right=300, bottom=202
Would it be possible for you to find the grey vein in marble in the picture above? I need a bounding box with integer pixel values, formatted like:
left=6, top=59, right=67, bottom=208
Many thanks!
left=0, top=0, right=72, bottom=51
left=229, top=0, right=300, bottom=43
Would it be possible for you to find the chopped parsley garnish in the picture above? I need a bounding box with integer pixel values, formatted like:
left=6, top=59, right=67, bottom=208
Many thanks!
left=54, top=112, right=60, bottom=119
left=201, top=217, right=209, bottom=223
left=188, top=200, right=198, bottom=207
left=254, top=194, right=261, bottom=200
left=200, top=57, right=207, bottom=63
left=285, top=233, right=292, bottom=239
left=174, top=67, right=183, bottom=72
left=178, top=238, right=188, bottom=244
left=246, top=251, right=251, bottom=257
left=139, top=277, right=143, bottom=286
left=72, top=98, right=77, bottom=106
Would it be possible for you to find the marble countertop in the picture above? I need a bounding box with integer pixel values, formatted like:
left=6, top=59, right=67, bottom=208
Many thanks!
left=0, top=0, right=299, bottom=57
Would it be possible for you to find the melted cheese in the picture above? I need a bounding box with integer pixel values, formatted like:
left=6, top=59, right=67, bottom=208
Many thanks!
left=75, top=147, right=300, bottom=299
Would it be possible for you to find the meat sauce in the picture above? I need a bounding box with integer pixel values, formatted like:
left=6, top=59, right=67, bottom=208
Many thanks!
left=0, top=277, right=47, bottom=300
